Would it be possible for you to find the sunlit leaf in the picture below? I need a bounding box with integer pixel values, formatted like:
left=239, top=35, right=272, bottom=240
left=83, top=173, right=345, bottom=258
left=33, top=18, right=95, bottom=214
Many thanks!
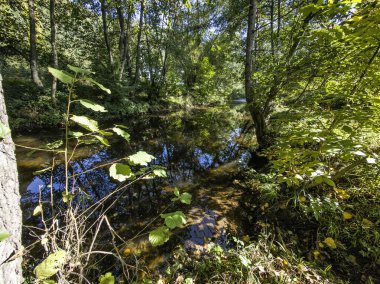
left=342, top=211, right=353, bottom=220
left=153, top=168, right=167, bottom=177
left=78, top=99, right=107, bottom=112
left=93, top=135, right=110, bottom=146
left=109, top=163, right=134, bottom=182
left=128, top=151, right=155, bottom=166
left=112, top=127, right=130, bottom=141
left=99, top=272, right=115, bottom=284
left=0, top=230, right=11, bottom=242
left=352, top=150, right=366, bottom=157
left=149, top=226, right=170, bottom=247
left=48, top=67, right=75, bottom=84
left=179, top=192, right=192, bottom=204
left=0, top=122, right=10, bottom=139
left=62, top=192, right=75, bottom=203
left=366, top=157, right=376, bottom=164
left=34, top=250, right=66, bottom=280
left=33, top=205, right=43, bottom=216
left=160, top=211, right=187, bottom=229
left=323, top=237, right=337, bottom=249
left=67, top=64, right=93, bottom=75
left=84, top=77, right=111, bottom=94
left=70, top=115, right=99, bottom=132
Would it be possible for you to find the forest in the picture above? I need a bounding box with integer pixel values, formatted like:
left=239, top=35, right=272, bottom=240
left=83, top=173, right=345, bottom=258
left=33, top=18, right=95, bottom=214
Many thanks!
left=0, top=0, right=379, bottom=283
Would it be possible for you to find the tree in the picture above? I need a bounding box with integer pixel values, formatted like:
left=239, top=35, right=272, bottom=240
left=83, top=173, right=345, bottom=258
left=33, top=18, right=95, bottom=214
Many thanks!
left=0, top=73, right=23, bottom=283
left=28, top=0, right=44, bottom=88
left=50, top=0, right=58, bottom=100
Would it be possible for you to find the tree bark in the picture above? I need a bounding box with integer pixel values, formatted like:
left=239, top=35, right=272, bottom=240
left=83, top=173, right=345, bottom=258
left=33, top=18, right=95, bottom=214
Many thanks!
left=245, top=0, right=267, bottom=148
left=50, top=0, right=58, bottom=100
left=28, top=0, right=44, bottom=88
left=101, top=0, right=114, bottom=71
left=0, top=74, right=23, bottom=283
left=117, top=1, right=133, bottom=81
left=134, top=0, right=145, bottom=83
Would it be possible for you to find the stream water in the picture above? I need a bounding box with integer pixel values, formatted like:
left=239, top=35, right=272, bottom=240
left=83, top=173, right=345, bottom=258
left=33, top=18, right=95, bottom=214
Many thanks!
left=15, top=105, right=253, bottom=275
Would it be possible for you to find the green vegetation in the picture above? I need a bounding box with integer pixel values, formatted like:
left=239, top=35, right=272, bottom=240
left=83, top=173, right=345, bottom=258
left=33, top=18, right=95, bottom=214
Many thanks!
left=1, top=0, right=380, bottom=283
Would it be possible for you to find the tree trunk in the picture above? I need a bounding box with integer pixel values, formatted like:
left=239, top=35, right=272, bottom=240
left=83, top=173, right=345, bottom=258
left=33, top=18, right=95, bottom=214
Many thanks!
left=245, top=0, right=268, bottom=148
left=0, top=74, right=23, bottom=283
left=28, top=0, right=44, bottom=88
left=134, top=0, right=145, bottom=84
left=50, top=0, right=58, bottom=100
left=101, top=0, right=114, bottom=72
left=117, top=1, right=133, bottom=82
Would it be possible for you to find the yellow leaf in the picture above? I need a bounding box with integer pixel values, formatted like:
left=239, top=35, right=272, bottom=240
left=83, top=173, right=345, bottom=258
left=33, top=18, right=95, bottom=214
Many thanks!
left=324, top=237, right=337, bottom=249
left=342, top=211, right=353, bottom=220
left=313, top=250, right=320, bottom=259
left=362, top=218, right=373, bottom=229
left=299, top=196, right=307, bottom=203
left=123, top=248, right=132, bottom=256
left=242, top=235, right=250, bottom=243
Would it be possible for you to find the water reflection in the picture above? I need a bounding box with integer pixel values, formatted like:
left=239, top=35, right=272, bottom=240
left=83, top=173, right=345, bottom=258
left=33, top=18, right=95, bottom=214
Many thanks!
left=16, top=107, right=250, bottom=272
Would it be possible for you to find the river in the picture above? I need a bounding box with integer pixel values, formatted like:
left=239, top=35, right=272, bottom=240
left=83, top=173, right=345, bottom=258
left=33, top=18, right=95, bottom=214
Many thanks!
left=15, top=105, right=253, bottom=277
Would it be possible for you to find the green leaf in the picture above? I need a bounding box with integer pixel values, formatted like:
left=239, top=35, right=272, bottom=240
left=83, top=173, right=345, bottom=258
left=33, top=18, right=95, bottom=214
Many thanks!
left=322, top=176, right=336, bottom=187
left=0, top=230, right=11, bottom=242
left=353, top=150, right=366, bottom=157
left=33, top=205, right=43, bottom=216
left=149, top=226, right=170, bottom=247
left=99, top=272, right=115, bottom=284
left=67, top=65, right=93, bottom=75
left=109, top=163, right=134, bottom=182
left=173, top=188, right=180, bottom=197
left=112, top=127, right=130, bottom=141
left=48, top=67, right=75, bottom=84
left=70, top=115, right=99, bottom=132
left=366, top=157, right=376, bottom=164
left=84, top=77, right=111, bottom=94
left=128, top=151, right=155, bottom=166
left=179, top=192, right=192, bottom=204
left=62, top=192, right=75, bottom=203
left=78, top=99, right=107, bottom=112
left=153, top=168, right=167, bottom=177
left=34, top=250, right=66, bottom=280
left=0, top=122, right=10, bottom=139
left=93, top=135, right=110, bottom=146
left=70, top=131, right=84, bottom=138
left=160, top=211, right=187, bottom=229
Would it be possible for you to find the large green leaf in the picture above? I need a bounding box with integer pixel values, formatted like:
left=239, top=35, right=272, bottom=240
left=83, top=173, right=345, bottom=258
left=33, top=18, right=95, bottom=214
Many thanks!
left=128, top=151, right=155, bottom=166
left=112, top=127, right=130, bottom=141
left=67, top=65, right=93, bottom=75
left=93, top=135, right=110, bottom=146
left=109, top=163, right=134, bottom=182
left=0, top=122, right=10, bottom=139
left=153, top=168, right=167, bottom=178
left=0, top=230, right=10, bottom=242
left=84, top=77, right=111, bottom=94
left=179, top=192, right=192, bottom=204
left=160, top=211, right=187, bottom=229
left=34, top=250, right=66, bottom=280
left=99, top=272, right=115, bottom=284
left=78, top=99, right=107, bottom=112
left=70, top=115, right=99, bottom=132
left=48, top=67, right=75, bottom=84
left=149, top=226, right=170, bottom=247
